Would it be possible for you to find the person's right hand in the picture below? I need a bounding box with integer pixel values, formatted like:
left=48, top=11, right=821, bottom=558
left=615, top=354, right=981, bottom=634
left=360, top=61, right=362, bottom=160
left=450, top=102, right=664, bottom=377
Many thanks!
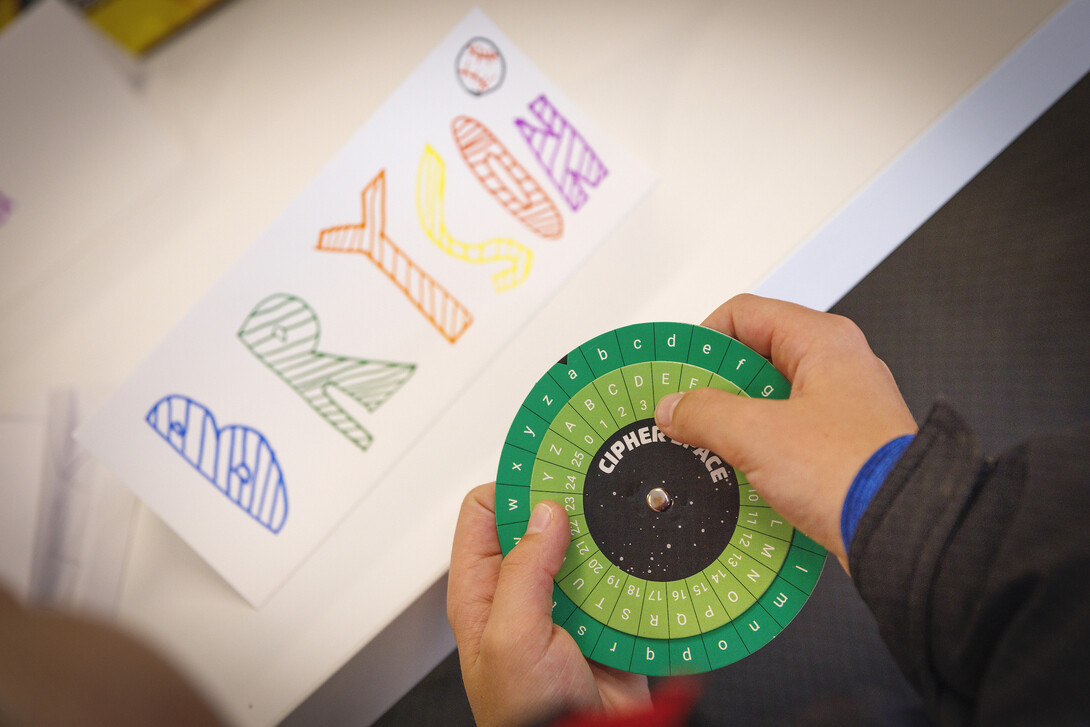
left=654, top=294, right=918, bottom=572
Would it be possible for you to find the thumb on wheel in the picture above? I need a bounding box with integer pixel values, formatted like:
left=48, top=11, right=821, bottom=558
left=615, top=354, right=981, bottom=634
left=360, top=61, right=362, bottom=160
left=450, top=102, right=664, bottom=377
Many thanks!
left=487, top=499, right=571, bottom=653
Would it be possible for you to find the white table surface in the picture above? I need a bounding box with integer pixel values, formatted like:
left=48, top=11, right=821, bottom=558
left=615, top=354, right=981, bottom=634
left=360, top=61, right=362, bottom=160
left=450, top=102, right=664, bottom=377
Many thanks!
left=0, top=1, right=1069, bottom=724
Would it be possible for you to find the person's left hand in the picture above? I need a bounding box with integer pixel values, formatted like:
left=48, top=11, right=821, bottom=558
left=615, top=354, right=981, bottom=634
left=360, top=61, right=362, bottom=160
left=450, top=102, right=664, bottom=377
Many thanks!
left=447, top=483, right=650, bottom=727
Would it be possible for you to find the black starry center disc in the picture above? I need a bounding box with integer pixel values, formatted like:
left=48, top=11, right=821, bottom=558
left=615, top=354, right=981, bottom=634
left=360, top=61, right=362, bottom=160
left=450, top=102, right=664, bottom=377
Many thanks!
left=584, top=419, right=739, bottom=580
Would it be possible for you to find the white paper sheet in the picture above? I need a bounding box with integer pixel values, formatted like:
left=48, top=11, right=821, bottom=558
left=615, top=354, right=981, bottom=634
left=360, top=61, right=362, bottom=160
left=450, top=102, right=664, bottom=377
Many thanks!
left=0, top=0, right=184, bottom=310
left=78, top=9, right=655, bottom=607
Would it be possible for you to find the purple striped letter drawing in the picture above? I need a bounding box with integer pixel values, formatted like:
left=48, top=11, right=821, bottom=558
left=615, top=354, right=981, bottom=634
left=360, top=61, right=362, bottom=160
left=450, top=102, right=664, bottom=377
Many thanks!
left=515, top=94, right=608, bottom=212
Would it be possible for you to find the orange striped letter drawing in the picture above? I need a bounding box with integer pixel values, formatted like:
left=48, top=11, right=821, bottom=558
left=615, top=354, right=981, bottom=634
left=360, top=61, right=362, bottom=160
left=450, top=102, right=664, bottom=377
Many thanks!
left=316, top=170, right=473, bottom=344
left=416, top=144, right=533, bottom=292
left=451, top=116, right=563, bottom=239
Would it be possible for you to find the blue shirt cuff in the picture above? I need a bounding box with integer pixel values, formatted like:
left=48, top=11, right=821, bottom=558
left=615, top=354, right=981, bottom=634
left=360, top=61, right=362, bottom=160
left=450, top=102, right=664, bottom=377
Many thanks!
left=841, top=434, right=915, bottom=554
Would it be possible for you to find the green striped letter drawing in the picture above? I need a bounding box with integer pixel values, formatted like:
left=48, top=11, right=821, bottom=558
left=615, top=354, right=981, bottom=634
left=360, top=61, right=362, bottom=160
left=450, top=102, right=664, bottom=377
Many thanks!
left=238, top=293, right=416, bottom=452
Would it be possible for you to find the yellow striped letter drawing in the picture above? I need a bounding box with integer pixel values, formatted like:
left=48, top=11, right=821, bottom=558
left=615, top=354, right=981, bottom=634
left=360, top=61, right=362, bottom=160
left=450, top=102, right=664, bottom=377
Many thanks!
left=416, top=144, right=533, bottom=292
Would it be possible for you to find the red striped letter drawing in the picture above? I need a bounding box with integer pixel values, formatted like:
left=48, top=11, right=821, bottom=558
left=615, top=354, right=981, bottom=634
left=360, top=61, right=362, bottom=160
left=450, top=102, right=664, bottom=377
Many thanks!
left=451, top=116, right=563, bottom=239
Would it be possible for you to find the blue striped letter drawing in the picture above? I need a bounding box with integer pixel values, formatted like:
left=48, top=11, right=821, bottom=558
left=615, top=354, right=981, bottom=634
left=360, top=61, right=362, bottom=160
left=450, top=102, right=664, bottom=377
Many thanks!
left=146, top=394, right=289, bottom=534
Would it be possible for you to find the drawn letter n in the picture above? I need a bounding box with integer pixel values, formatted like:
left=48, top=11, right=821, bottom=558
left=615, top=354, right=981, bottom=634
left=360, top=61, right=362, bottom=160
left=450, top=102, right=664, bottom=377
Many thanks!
left=515, top=94, right=608, bottom=211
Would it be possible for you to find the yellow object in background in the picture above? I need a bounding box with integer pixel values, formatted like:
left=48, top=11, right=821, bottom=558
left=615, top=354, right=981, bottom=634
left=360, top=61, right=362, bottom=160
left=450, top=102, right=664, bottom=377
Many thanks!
left=0, top=0, right=21, bottom=26
left=0, top=0, right=228, bottom=53
left=87, top=0, right=226, bottom=53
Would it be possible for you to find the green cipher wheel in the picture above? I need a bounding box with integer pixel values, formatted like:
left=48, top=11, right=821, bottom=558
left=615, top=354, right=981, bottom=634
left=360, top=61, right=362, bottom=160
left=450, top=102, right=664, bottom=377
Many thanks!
left=495, top=323, right=826, bottom=676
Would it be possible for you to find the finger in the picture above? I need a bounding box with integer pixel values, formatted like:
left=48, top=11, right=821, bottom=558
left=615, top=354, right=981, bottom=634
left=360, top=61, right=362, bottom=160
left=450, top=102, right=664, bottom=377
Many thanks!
left=447, top=483, right=503, bottom=661
left=654, top=386, right=786, bottom=477
left=655, top=387, right=841, bottom=552
left=701, top=294, right=858, bottom=383
left=483, top=499, right=570, bottom=659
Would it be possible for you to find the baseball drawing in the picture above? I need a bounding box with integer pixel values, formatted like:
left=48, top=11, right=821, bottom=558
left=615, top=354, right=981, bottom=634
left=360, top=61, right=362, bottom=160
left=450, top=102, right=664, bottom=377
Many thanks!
left=456, top=37, right=506, bottom=96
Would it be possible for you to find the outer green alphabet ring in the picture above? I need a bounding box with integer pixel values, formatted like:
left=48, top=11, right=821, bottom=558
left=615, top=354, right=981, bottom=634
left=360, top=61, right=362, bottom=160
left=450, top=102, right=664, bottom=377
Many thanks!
left=495, top=323, right=826, bottom=676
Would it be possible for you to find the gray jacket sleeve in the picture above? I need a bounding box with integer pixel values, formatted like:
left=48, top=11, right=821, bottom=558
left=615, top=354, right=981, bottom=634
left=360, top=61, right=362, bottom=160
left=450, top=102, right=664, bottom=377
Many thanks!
left=849, top=402, right=1090, bottom=726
